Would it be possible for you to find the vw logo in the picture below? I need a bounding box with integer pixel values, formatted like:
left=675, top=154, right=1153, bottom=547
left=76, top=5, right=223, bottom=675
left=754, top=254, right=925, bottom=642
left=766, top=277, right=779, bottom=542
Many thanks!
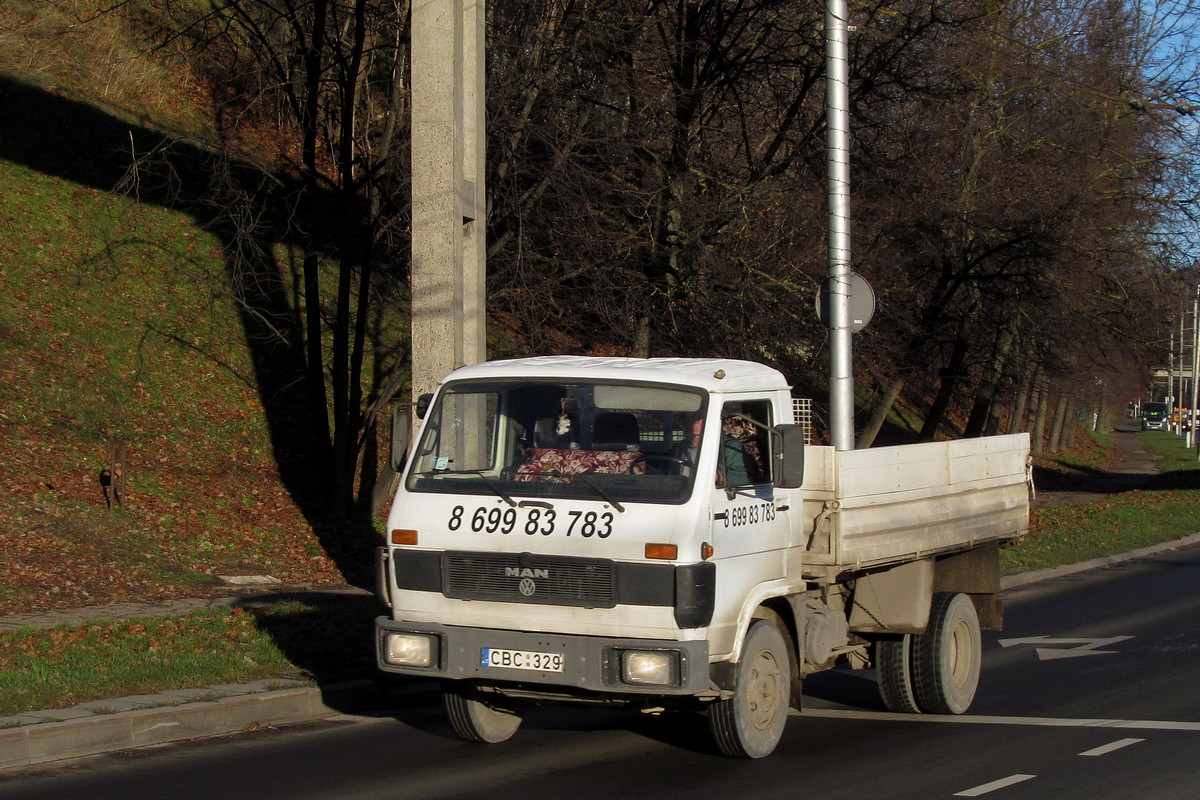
left=518, top=578, right=536, bottom=596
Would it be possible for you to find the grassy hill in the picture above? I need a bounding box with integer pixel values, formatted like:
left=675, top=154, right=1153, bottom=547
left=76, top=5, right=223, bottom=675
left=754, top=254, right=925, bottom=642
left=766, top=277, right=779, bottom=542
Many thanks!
left=0, top=4, right=352, bottom=614
left=0, top=157, right=350, bottom=615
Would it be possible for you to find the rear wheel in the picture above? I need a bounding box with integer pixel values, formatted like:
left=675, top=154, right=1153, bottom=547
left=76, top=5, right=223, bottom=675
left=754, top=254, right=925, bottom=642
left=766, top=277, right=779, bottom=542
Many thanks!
left=709, top=619, right=792, bottom=758
left=443, top=684, right=523, bottom=743
left=912, top=592, right=981, bottom=714
left=876, top=634, right=920, bottom=713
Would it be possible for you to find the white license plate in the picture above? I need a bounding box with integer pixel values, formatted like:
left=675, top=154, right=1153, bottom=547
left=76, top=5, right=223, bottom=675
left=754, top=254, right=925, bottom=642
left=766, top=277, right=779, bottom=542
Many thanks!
left=481, top=647, right=564, bottom=672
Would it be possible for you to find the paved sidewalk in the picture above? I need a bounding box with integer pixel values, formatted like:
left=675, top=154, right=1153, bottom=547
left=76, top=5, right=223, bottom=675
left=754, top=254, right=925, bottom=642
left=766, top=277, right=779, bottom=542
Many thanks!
left=1031, top=424, right=1162, bottom=508
left=0, top=587, right=372, bottom=632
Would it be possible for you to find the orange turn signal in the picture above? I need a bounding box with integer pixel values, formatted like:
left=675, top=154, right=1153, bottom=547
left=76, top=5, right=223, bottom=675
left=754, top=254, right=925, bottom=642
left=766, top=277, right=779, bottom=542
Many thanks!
left=701, top=542, right=714, bottom=560
left=644, top=543, right=678, bottom=560
left=390, top=529, right=418, bottom=545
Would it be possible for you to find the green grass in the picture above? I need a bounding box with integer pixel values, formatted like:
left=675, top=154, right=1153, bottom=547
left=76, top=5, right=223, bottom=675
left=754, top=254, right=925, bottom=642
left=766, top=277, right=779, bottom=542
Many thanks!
left=1143, top=430, right=1200, bottom=479
left=0, top=610, right=296, bottom=718
left=0, top=161, right=262, bottom=460
left=1003, top=431, right=1200, bottom=574
left=0, top=596, right=383, bottom=719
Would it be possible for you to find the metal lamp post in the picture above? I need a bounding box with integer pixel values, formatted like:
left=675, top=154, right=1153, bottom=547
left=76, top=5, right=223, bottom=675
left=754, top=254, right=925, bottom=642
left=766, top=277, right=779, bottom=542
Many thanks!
left=826, top=0, right=854, bottom=452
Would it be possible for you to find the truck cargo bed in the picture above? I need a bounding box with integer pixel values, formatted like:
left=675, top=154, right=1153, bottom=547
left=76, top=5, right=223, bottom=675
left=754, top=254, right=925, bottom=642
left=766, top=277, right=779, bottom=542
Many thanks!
left=798, top=433, right=1031, bottom=573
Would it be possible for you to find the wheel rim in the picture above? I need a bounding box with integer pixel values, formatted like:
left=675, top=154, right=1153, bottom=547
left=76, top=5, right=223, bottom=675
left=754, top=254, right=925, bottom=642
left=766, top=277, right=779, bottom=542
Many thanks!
left=948, top=618, right=973, bottom=688
left=747, top=649, right=784, bottom=731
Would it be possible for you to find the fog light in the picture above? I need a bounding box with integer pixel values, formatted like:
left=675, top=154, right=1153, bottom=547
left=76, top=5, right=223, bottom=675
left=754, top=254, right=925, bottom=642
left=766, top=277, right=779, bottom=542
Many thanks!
left=383, top=632, right=436, bottom=668
left=621, top=650, right=679, bottom=686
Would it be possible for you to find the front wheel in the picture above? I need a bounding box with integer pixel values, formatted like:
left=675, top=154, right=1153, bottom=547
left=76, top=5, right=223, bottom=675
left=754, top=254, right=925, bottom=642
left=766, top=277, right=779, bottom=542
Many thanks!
left=911, top=592, right=982, bottom=714
left=443, top=684, right=523, bottom=743
left=708, top=619, right=793, bottom=758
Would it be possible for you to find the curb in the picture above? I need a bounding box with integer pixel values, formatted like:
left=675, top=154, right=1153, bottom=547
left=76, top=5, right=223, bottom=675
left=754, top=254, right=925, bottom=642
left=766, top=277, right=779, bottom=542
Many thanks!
left=0, top=679, right=399, bottom=771
left=1000, top=531, right=1200, bottom=591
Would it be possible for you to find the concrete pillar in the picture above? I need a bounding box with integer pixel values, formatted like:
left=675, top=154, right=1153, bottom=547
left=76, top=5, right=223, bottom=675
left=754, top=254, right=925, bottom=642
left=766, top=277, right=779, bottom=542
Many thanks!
left=410, top=0, right=486, bottom=401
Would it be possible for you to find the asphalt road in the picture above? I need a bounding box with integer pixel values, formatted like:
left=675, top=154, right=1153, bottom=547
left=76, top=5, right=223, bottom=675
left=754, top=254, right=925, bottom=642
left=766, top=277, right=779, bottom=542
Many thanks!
left=3, top=539, right=1199, bottom=799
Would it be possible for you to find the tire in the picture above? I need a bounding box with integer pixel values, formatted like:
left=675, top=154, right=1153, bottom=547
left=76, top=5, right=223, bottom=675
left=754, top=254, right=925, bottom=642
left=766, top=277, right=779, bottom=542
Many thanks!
left=709, top=619, right=792, bottom=758
left=443, top=684, right=523, bottom=743
left=876, top=634, right=920, bottom=713
left=911, top=592, right=982, bottom=715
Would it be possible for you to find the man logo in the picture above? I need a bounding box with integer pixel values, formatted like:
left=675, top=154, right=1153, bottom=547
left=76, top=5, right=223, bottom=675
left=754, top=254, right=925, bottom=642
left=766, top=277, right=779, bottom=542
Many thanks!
left=505, top=567, right=549, bottom=579
left=519, top=578, right=537, bottom=596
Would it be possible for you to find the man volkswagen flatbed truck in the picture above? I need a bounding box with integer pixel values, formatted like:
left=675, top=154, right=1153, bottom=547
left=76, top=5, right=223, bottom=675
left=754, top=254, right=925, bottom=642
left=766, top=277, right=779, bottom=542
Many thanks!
left=375, top=356, right=1031, bottom=757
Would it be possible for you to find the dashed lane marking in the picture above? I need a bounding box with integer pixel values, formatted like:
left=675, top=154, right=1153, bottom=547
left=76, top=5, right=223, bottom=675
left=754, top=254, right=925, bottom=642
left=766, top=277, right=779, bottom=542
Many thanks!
left=1079, top=737, right=1144, bottom=756
left=954, top=774, right=1036, bottom=796
left=798, top=711, right=1167, bottom=797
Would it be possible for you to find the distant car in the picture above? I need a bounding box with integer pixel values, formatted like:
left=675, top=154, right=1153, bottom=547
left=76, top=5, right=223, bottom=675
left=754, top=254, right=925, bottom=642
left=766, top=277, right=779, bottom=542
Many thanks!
left=1141, top=401, right=1169, bottom=431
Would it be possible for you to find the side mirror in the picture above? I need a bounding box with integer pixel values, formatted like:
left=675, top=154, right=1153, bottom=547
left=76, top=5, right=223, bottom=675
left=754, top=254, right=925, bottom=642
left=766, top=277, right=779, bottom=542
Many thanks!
left=416, top=392, right=433, bottom=419
left=773, top=424, right=806, bottom=488
left=390, top=408, right=412, bottom=472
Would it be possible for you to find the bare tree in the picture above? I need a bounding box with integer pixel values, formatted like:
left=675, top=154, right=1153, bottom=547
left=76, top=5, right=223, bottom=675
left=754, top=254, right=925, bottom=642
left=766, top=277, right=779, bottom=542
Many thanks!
left=149, top=0, right=413, bottom=525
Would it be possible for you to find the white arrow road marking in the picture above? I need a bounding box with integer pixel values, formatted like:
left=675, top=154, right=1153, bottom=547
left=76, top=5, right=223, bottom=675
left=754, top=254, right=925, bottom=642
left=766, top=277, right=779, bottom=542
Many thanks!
left=997, top=635, right=1134, bottom=660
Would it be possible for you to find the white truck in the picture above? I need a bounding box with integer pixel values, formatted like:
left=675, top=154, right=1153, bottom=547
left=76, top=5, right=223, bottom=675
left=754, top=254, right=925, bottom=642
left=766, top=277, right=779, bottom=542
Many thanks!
left=375, top=356, right=1031, bottom=757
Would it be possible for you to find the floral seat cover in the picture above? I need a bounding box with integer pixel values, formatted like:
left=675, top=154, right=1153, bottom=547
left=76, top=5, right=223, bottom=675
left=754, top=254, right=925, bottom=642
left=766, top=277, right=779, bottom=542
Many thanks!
left=514, top=448, right=645, bottom=483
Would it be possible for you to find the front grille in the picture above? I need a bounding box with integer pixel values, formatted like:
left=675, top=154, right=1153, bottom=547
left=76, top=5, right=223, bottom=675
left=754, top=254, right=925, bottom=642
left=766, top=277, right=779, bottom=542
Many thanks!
left=443, top=551, right=616, bottom=608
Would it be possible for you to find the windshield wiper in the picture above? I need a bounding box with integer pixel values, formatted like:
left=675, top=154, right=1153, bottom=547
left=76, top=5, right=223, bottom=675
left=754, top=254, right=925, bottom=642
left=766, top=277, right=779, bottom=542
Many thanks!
left=447, top=470, right=517, bottom=507
left=572, top=473, right=626, bottom=513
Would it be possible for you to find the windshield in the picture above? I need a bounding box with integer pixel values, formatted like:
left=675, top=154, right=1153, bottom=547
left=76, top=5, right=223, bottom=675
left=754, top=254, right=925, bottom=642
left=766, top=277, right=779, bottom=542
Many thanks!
left=405, top=378, right=708, bottom=505
left=1143, top=402, right=1168, bottom=417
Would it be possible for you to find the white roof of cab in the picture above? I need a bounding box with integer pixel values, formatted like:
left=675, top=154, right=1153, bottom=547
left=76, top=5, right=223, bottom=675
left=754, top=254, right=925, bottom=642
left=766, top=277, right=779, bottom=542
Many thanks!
left=441, top=356, right=790, bottom=394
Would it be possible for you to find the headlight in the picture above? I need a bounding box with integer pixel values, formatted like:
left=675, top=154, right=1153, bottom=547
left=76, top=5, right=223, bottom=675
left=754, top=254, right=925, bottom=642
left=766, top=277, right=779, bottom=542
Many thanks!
left=621, top=650, right=680, bottom=686
left=382, top=632, right=437, bottom=668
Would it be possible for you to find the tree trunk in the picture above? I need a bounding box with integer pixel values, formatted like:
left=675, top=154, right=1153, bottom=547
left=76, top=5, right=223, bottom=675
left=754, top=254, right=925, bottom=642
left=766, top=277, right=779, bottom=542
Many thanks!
left=633, top=316, right=651, bottom=358
left=1007, top=365, right=1035, bottom=435
left=965, top=324, right=1013, bottom=438
left=1093, top=380, right=1108, bottom=434
left=301, top=0, right=334, bottom=490
left=331, top=0, right=372, bottom=518
left=857, top=378, right=904, bottom=448
left=919, top=335, right=970, bottom=441
left=1031, top=378, right=1049, bottom=454
left=1048, top=392, right=1070, bottom=453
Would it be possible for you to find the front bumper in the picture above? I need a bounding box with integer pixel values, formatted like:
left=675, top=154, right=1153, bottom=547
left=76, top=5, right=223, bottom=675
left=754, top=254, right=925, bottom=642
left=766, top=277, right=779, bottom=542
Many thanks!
left=376, top=617, right=710, bottom=697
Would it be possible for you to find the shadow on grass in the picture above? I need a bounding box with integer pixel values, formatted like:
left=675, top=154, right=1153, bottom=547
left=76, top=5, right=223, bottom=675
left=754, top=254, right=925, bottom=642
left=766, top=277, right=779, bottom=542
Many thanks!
left=236, top=591, right=448, bottom=716
left=1, top=74, right=392, bottom=588
left=236, top=592, right=387, bottom=687
left=1143, top=471, right=1200, bottom=491
left=1030, top=461, right=1113, bottom=492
